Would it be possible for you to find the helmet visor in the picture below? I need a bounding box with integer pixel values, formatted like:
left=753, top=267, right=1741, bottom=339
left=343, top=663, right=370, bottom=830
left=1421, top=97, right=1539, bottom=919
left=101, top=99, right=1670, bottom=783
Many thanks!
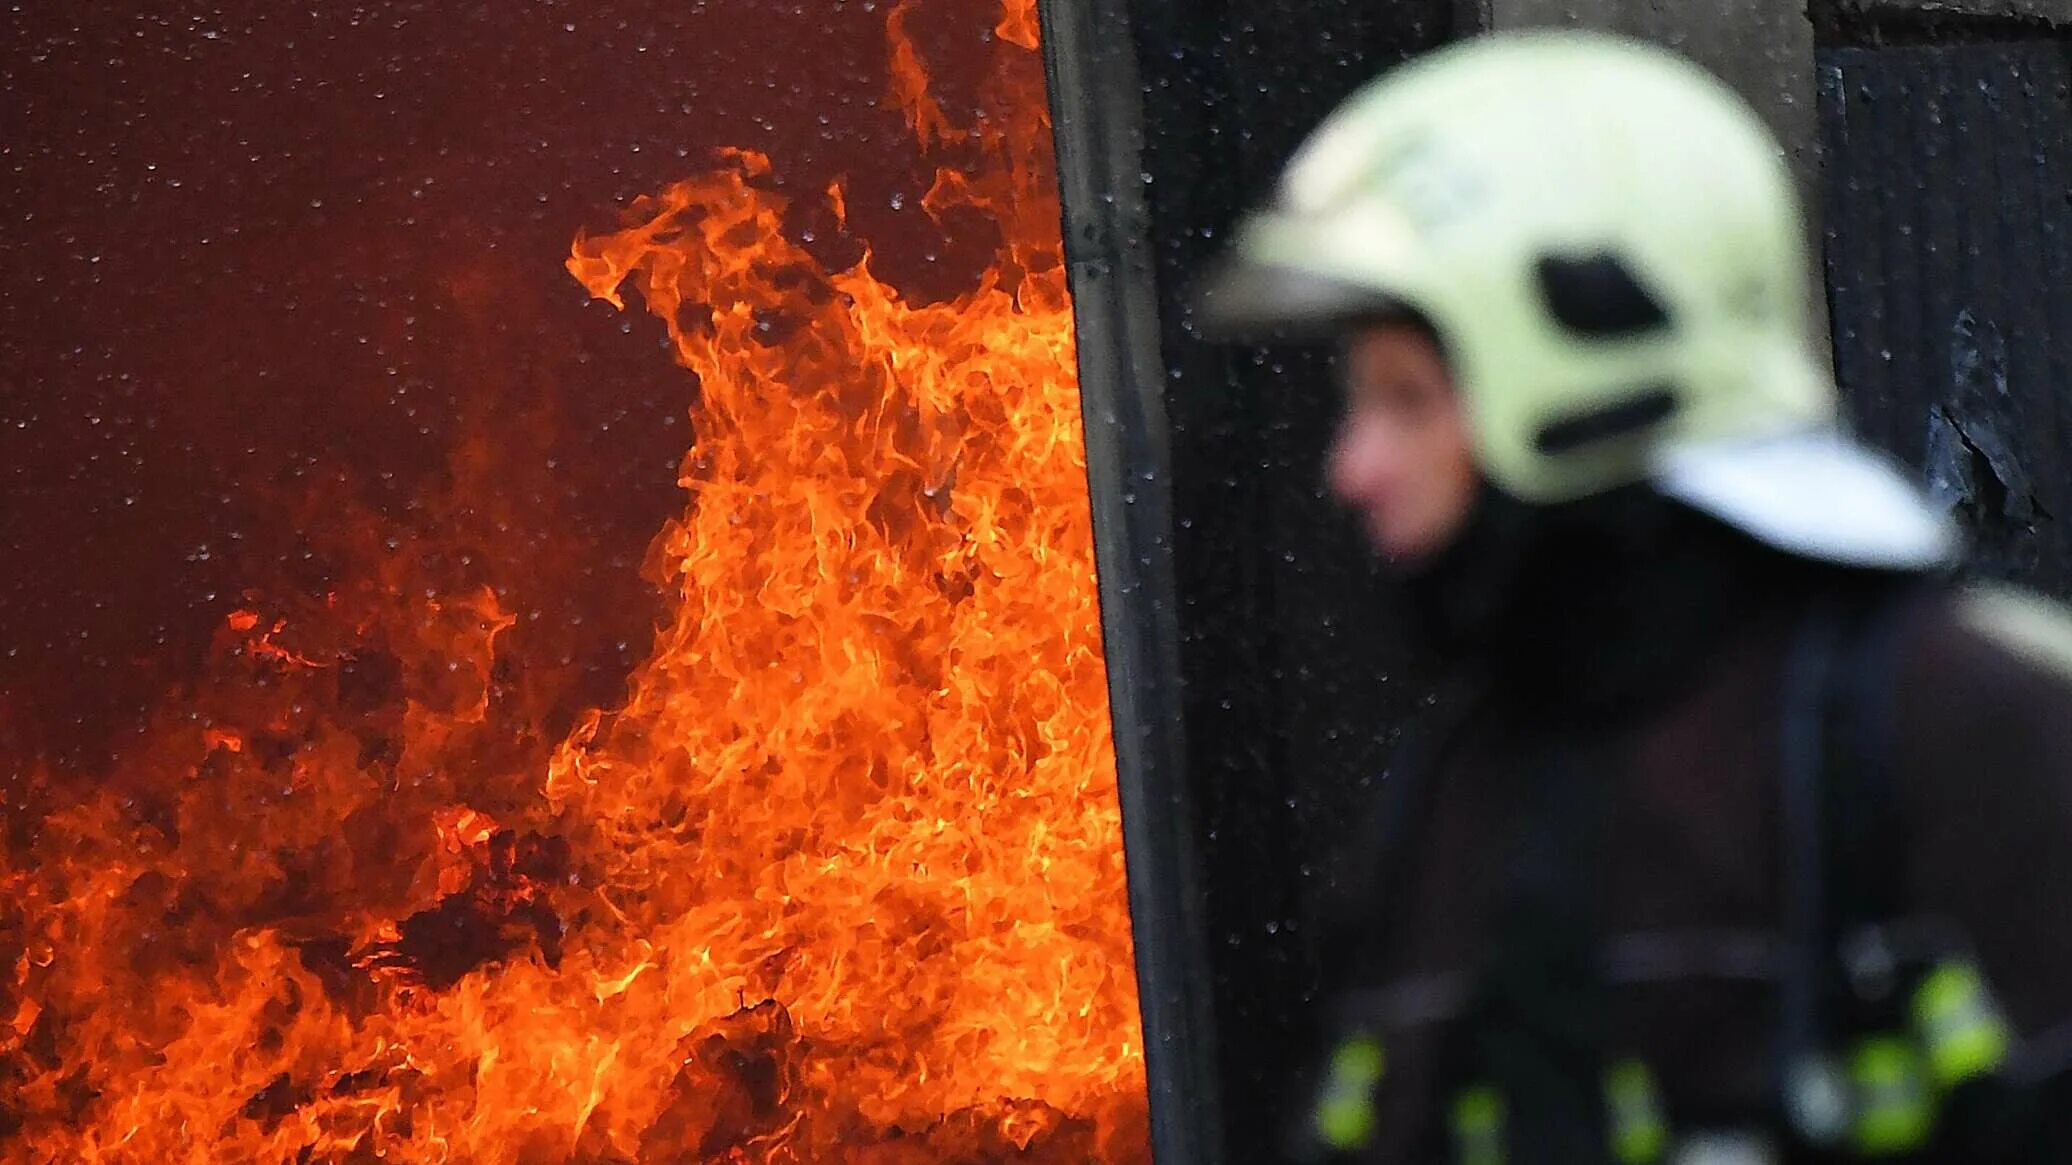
left=1190, top=256, right=1412, bottom=342
left=1653, top=429, right=1956, bottom=570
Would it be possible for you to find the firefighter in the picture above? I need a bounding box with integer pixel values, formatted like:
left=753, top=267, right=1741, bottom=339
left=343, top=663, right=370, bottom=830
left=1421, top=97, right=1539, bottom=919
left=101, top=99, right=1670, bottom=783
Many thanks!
left=1196, top=30, right=2072, bottom=1164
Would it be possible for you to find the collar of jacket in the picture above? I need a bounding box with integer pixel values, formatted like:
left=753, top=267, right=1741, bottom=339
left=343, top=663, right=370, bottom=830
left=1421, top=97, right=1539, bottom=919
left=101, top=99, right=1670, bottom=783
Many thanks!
left=1395, top=482, right=1885, bottom=726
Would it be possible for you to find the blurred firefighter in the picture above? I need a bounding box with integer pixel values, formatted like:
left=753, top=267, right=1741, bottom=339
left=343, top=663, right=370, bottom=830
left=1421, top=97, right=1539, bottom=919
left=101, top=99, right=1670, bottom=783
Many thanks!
left=1197, top=30, right=2072, bottom=1165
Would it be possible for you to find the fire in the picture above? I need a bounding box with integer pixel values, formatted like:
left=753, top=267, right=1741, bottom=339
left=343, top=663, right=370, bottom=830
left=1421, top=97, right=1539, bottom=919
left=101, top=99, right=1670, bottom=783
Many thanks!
left=0, top=1, right=1149, bottom=1161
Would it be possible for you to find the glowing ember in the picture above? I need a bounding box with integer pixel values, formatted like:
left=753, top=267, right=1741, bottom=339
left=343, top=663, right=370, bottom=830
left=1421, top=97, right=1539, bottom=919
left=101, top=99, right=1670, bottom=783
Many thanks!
left=0, top=1, right=1149, bottom=1160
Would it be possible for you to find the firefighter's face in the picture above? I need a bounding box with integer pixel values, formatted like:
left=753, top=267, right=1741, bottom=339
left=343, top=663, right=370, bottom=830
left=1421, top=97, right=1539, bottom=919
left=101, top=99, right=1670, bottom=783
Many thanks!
left=1327, top=323, right=1479, bottom=564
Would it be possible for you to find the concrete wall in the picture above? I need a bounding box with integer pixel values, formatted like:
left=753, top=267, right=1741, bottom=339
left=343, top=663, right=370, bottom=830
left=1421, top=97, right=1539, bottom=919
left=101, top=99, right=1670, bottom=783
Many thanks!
left=1485, top=0, right=1821, bottom=201
left=1832, top=0, right=2072, bottom=22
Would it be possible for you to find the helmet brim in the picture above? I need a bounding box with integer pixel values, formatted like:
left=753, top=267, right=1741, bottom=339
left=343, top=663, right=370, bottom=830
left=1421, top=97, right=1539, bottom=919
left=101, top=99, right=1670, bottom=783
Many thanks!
left=1654, top=429, right=1956, bottom=570
left=1190, top=256, right=1412, bottom=342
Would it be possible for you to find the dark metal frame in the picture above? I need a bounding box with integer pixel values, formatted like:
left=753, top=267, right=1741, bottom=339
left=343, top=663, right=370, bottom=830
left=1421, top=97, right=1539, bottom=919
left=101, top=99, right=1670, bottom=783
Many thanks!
left=1040, top=1, right=1455, bottom=1159
left=1039, top=1, right=1227, bottom=1161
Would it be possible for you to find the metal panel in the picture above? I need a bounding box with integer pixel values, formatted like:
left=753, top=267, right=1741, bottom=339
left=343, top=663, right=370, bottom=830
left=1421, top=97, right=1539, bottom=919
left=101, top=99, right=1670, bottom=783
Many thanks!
left=1044, top=0, right=1455, bottom=1157
left=1819, top=37, right=2072, bottom=588
left=1040, top=1, right=1225, bottom=1160
left=1129, top=5, right=1459, bottom=1157
left=1828, top=0, right=2072, bottom=26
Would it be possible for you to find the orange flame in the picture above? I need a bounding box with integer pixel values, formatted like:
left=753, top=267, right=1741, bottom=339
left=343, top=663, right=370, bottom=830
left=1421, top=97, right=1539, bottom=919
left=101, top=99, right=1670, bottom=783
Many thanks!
left=997, top=0, right=1042, bottom=49
left=1, top=1, right=1148, bottom=1162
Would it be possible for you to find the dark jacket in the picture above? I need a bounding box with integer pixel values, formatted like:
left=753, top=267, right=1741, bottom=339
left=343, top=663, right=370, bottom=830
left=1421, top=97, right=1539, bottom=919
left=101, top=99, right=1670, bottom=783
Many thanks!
left=1315, top=490, right=2072, bottom=1163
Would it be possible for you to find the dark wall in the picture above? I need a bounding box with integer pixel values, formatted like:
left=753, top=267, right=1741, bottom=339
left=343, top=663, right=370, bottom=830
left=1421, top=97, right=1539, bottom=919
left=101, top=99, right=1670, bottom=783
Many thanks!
left=1110, top=2, right=1456, bottom=1156
left=0, top=0, right=1011, bottom=775
left=1069, top=4, right=2072, bottom=1161
left=1818, top=22, right=2072, bottom=591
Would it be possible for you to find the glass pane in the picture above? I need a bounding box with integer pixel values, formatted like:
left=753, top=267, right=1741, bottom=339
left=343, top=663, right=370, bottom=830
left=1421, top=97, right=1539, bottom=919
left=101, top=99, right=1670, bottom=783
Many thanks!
left=2, top=1, right=1151, bottom=1159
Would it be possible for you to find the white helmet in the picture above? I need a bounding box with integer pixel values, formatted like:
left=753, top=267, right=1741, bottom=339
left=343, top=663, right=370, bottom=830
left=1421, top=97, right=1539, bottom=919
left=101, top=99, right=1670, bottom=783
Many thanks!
left=1199, top=30, right=1953, bottom=569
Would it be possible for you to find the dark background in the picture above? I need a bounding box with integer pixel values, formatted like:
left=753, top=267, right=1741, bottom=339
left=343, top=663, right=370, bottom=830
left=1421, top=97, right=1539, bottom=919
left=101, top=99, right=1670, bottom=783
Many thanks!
left=1093, top=1, right=1459, bottom=1155
left=1087, top=2, right=2072, bottom=1159
left=0, top=0, right=1017, bottom=776
left=1819, top=26, right=2072, bottom=587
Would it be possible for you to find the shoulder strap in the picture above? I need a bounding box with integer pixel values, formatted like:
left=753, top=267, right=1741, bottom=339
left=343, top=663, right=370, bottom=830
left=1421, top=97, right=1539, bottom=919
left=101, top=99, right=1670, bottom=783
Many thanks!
left=1778, top=599, right=1850, bottom=1145
left=1286, top=680, right=1481, bottom=1162
left=1827, top=586, right=1919, bottom=949
left=1776, top=584, right=1927, bottom=1147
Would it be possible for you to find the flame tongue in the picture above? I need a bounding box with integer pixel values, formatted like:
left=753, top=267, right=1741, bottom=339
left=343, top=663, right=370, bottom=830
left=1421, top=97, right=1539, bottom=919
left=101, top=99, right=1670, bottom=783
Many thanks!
left=553, top=59, right=1143, bottom=1142
left=2, top=1, right=1147, bottom=1161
